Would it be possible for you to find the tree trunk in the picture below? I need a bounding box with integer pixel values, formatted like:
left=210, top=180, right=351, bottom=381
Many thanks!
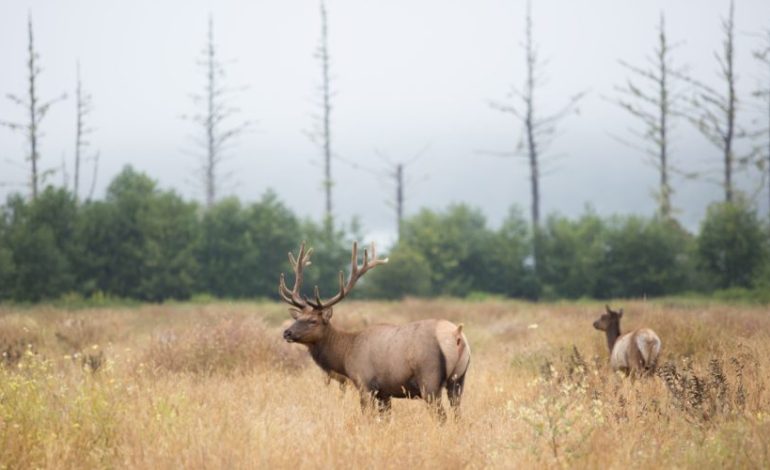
left=396, top=163, right=404, bottom=240
left=27, top=17, right=39, bottom=200
left=320, top=1, right=333, bottom=223
left=724, top=1, right=736, bottom=203
left=206, top=17, right=216, bottom=209
left=524, top=5, right=541, bottom=273
left=658, top=15, right=671, bottom=218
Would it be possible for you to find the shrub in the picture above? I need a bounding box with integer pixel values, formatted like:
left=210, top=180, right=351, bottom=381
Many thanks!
left=364, top=244, right=432, bottom=299
left=141, top=317, right=307, bottom=375
left=697, top=199, right=768, bottom=289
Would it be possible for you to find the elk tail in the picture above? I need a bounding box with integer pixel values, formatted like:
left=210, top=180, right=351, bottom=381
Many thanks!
left=447, top=324, right=470, bottom=382
left=641, top=335, right=662, bottom=372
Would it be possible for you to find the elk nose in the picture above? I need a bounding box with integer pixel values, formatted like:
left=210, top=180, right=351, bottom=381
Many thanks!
left=283, top=329, right=293, bottom=341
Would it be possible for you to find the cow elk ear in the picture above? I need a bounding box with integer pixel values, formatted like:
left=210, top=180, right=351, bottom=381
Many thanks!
left=605, top=304, right=612, bottom=314
left=618, top=309, right=624, bottom=318
left=321, top=308, right=333, bottom=323
left=289, top=307, right=301, bottom=320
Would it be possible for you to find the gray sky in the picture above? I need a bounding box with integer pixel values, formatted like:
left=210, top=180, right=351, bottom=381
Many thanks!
left=1, top=0, right=770, bottom=245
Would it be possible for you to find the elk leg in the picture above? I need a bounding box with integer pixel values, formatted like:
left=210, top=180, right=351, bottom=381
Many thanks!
left=419, top=376, right=447, bottom=423
left=426, top=397, right=447, bottom=423
left=376, top=396, right=391, bottom=414
left=359, top=382, right=389, bottom=415
left=359, top=386, right=376, bottom=413
left=447, top=373, right=466, bottom=419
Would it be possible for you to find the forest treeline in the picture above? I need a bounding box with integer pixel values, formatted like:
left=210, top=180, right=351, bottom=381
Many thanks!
left=1, top=166, right=767, bottom=303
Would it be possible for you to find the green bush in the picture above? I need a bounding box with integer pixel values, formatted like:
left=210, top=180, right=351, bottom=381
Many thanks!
left=697, top=199, right=768, bottom=289
left=364, top=244, right=432, bottom=299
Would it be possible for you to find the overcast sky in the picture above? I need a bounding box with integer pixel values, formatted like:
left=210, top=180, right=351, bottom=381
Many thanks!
left=1, top=0, right=769, bottom=245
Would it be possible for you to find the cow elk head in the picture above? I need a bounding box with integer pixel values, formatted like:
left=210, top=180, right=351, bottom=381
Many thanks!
left=593, top=304, right=623, bottom=332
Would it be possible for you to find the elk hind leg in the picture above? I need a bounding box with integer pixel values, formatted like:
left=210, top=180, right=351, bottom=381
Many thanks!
left=376, top=396, right=391, bottom=415
left=419, top=375, right=447, bottom=423
left=447, top=373, right=466, bottom=419
left=359, top=386, right=379, bottom=414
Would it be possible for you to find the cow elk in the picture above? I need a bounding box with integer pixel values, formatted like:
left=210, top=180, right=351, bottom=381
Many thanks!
left=280, top=242, right=471, bottom=420
left=592, top=305, right=661, bottom=376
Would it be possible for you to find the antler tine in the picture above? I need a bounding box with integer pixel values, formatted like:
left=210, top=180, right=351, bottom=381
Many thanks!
left=278, top=273, right=294, bottom=304
left=350, top=241, right=359, bottom=277
left=313, top=241, right=389, bottom=310
left=278, top=243, right=312, bottom=309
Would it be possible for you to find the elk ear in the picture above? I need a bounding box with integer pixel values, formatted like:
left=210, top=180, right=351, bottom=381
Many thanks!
left=321, top=308, right=333, bottom=323
left=289, top=307, right=301, bottom=320
left=618, top=308, right=623, bottom=318
left=605, top=304, right=612, bottom=314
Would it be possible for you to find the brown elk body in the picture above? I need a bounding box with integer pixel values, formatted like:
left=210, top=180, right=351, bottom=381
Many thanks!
left=592, top=305, right=661, bottom=376
left=280, top=243, right=470, bottom=418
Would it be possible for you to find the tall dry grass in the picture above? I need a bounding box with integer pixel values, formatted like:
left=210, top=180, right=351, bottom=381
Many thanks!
left=0, top=300, right=768, bottom=469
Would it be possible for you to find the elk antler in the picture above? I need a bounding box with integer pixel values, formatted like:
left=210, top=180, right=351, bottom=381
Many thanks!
left=307, top=241, right=389, bottom=310
left=279, top=243, right=314, bottom=310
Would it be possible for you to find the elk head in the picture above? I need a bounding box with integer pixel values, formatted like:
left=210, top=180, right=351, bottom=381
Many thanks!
left=593, top=304, right=623, bottom=332
left=279, top=242, right=388, bottom=345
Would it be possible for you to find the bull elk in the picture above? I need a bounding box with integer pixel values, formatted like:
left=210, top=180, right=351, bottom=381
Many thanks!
left=592, top=305, right=661, bottom=376
left=280, top=242, right=470, bottom=419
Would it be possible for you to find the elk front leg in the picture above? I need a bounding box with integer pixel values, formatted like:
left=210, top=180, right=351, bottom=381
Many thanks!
left=358, top=387, right=390, bottom=416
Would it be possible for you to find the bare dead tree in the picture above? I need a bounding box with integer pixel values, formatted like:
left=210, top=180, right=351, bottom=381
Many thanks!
left=612, top=13, right=688, bottom=219
left=184, top=15, right=250, bottom=209
left=0, top=15, right=66, bottom=200
left=752, top=27, right=770, bottom=214
left=684, top=0, right=750, bottom=203
left=374, top=146, right=429, bottom=240
left=74, top=62, right=99, bottom=203
left=306, top=0, right=335, bottom=226
left=489, top=1, right=585, bottom=271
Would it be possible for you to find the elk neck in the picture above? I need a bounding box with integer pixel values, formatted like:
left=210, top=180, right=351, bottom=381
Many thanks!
left=309, top=324, right=356, bottom=377
left=605, top=322, right=621, bottom=353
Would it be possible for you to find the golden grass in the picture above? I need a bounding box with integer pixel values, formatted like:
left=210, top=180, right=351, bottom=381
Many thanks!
left=0, top=299, right=768, bottom=469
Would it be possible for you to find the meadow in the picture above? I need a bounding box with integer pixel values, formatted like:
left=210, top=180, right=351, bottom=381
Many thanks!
left=0, top=299, right=768, bottom=469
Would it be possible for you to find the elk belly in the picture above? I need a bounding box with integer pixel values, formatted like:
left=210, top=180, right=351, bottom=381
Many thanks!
left=609, top=333, right=634, bottom=371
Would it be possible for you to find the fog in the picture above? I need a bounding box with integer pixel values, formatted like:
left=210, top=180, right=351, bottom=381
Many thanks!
left=1, top=0, right=769, bottom=245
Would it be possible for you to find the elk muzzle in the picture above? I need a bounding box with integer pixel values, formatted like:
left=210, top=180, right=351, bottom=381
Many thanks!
left=283, top=328, right=295, bottom=343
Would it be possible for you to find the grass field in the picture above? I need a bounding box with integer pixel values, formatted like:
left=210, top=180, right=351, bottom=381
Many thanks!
left=0, top=299, right=768, bottom=469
